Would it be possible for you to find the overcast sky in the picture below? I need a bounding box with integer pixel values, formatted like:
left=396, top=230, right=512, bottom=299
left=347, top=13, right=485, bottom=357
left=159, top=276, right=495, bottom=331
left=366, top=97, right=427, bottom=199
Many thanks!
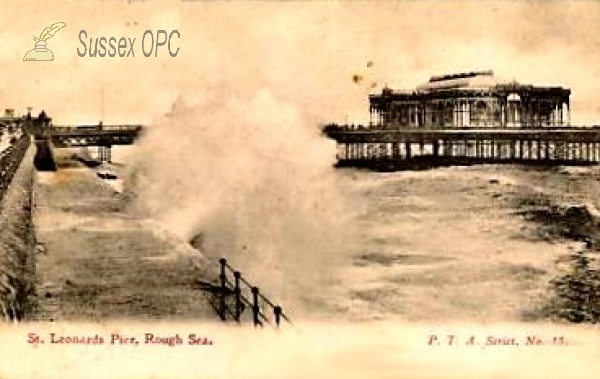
left=2, top=0, right=600, bottom=125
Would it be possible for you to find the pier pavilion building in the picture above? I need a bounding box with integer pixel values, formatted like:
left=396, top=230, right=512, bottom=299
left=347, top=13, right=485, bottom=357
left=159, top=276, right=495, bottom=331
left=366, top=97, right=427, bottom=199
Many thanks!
left=368, top=70, right=571, bottom=129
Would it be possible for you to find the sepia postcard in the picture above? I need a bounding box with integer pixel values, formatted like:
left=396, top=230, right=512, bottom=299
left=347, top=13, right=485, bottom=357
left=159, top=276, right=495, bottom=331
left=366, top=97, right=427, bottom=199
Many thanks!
left=0, top=0, right=599, bottom=378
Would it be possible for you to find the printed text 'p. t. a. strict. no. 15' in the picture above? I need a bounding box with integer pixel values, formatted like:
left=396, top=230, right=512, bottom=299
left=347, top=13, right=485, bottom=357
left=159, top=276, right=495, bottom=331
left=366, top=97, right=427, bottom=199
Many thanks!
left=427, top=334, right=570, bottom=347
left=77, top=30, right=180, bottom=58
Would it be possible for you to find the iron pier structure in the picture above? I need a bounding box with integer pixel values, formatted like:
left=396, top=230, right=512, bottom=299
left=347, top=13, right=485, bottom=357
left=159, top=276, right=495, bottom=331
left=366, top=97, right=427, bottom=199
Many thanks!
left=325, top=126, right=600, bottom=170
left=25, top=110, right=144, bottom=169
left=324, top=71, right=600, bottom=170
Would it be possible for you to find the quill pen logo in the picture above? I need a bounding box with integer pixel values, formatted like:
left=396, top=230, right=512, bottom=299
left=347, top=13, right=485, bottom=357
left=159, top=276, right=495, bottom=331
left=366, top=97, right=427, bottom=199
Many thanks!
left=24, top=22, right=66, bottom=61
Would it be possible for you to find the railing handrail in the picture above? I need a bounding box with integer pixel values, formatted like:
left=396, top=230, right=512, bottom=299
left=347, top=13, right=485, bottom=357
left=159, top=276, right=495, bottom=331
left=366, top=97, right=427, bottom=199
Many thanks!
left=51, top=124, right=142, bottom=129
left=218, top=258, right=290, bottom=327
left=223, top=276, right=271, bottom=326
left=323, top=123, right=600, bottom=132
left=48, top=126, right=142, bottom=133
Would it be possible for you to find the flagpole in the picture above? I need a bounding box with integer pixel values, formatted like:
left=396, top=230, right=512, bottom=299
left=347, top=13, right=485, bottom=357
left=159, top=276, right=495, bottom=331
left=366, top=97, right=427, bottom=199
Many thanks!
left=100, top=85, right=105, bottom=123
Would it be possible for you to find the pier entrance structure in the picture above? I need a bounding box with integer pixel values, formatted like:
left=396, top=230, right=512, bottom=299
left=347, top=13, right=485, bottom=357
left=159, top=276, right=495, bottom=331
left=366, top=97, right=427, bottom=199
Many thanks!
left=368, top=70, right=571, bottom=129
left=27, top=111, right=143, bottom=170
left=324, top=71, right=600, bottom=170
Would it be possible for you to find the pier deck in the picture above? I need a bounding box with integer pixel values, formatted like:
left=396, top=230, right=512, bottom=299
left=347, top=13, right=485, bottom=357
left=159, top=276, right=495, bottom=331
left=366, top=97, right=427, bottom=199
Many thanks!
left=323, top=126, right=600, bottom=170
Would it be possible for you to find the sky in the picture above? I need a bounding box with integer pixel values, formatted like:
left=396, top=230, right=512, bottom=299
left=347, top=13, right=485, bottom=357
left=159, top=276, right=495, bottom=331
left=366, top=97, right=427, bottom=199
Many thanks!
left=1, top=1, right=600, bottom=125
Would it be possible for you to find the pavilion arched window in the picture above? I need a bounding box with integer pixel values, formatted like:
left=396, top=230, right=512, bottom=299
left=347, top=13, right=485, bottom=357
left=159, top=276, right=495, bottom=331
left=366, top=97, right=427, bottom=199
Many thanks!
left=506, top=93, right=521, bottom=126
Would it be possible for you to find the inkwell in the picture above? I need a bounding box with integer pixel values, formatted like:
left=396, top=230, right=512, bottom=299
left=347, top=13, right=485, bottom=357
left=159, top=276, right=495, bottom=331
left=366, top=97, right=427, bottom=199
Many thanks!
left=24, top=22, right=66, bottom=61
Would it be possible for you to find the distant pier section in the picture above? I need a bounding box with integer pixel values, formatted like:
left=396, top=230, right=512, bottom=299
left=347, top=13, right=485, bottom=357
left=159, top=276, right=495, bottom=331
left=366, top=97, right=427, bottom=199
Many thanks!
left=323, top=71, right=600, bottom=170
left=26, top=111, right=144, bottom=170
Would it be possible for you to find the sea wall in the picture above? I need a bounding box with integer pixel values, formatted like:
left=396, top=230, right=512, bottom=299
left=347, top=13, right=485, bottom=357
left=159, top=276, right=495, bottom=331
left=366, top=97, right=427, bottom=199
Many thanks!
left=0, top=140, right=36, bottom=320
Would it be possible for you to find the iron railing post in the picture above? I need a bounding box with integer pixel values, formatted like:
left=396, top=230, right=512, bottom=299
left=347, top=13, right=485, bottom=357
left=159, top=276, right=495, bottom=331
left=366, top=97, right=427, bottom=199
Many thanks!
left=219, top=258, right=227, bottom=290
left=251, top=287, right=260, bottom=327
left=218, top=258, right=227, bottom=320
left=274, top=306, right=282, bottom=327
left=234, top=271, right=241, bottom=322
